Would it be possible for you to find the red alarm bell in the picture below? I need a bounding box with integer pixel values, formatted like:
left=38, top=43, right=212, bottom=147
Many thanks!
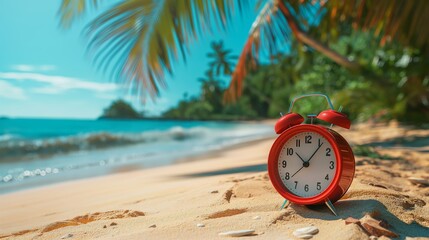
left=317, top=110, right=351, bottom=129
left=275, top=113, right=304, bottom=134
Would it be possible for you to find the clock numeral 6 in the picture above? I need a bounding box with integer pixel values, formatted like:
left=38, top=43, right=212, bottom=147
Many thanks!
left=329, top=161, right=335, bottom=169
left=285, top=172, right=290, bottom=180
left=304, top=184, right=309, bottom=192
left=286, top=148, right=293, bottom=155
left=317, top=182, right=321, bottom=190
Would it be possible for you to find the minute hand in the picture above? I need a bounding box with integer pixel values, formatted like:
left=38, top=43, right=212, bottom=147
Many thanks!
left=307, top=142, right=323, bottom=163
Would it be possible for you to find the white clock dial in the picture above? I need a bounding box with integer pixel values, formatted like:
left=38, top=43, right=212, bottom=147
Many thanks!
left=277, top=131, right=336, bottom=198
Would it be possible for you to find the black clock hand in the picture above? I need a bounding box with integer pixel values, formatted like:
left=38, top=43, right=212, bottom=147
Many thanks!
left=307, top=142, right=323, bottom=163
left=295, top=152, right=306, bottom=163
left=291, top=165, right=305, bottom=178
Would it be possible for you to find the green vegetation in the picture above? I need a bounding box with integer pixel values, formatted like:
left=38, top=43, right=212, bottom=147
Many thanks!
left=163, top=32, right=428, bottom=123
left=99, top=99, right=143, bottom=119
left=60, top=1, right=429, bottom=124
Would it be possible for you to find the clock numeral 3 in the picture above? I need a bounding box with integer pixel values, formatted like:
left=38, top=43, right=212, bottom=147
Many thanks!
left=287, top=148, right=293, bottom=155
left=317, top=182, right=321, bottom=190
left=285, top=172, right=290, bottom=180
left=282, top=160, right=287, bottom=168
left=305, top=135, right=312, bottom=144
left=326, top=148, right=331, bottom=156
left=304, top=184, right=309, bottom=192
left=329, top=161, right=335, bottom=169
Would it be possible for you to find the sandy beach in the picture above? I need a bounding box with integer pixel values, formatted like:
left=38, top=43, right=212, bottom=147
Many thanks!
left=0, top=121, right=428, bottom=239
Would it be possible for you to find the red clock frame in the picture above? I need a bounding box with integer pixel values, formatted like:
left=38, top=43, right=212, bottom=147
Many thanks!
left=268, top=124, right=355, bottom=205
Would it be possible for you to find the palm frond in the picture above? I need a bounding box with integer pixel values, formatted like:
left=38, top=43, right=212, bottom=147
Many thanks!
left=58, top=0, right=100, bottom=28
left=226, top=0, right=315, bottom=100
left=323, top=0, right=429, bottom=51
left=60, top=0, right=248, bottom=101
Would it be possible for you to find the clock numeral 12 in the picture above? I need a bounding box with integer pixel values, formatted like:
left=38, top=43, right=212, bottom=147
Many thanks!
left=305, top=135, right=312, bottom=144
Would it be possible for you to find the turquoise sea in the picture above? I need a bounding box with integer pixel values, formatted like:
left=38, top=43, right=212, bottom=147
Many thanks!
left=0, top=118, right=273, bottom=194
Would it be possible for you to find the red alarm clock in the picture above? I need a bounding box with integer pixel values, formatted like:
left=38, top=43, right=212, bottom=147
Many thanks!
left=268, top=93, right=355, bottom=215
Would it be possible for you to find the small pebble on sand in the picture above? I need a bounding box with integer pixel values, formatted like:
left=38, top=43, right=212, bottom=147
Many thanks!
left=103, top=225, right=107, bottom=229
left=60, top=233, right=73, bottom=239
left=408, top=177, right=429, bottom=186
left=252, top=216, right=261, bottom=220
left=211, top=190, right=219, bottom=193
left=218, top=229, right=255, bottom=237
left=110, top=222, right=117, bottom=226
left=149, top=224, right=157, bottom=228
left=197, top=223, right=205, bottom=227
left=293, top=226, right=319, bottom=239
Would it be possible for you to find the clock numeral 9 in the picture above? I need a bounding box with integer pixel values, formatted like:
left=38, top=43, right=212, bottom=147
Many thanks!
left=329, top=161, right=335, bottom=169
left=305, top=135, right=312, bottom=144
left=285, top=172, right=290, bottom=180
left=286, top=148, right=293, bottom=155
left=317, top=182, right=321, bottom=190
left=282, top=160, right=287, bottom=168
left=326, top=148, right=331, bottom=156
left=304, top=184, right=309, bottom=192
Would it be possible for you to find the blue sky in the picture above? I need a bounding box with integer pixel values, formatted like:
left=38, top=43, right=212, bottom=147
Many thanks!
left=0, top=1, right=258, bottom=119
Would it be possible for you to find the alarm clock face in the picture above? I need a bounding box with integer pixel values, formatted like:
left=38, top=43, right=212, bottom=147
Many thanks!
left=277, top=131, right=336, bottom=198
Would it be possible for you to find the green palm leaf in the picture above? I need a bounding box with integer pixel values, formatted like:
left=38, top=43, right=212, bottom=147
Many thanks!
left=58, top=0, right=100, bottom=28
left=59, top=0, right=247, bottom=101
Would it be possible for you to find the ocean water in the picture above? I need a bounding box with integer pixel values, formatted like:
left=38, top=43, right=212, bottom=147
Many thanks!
left=0, top=118, right=274, bottom=194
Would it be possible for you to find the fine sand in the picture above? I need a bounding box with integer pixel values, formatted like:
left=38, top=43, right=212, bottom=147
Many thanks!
left=0, top=121, right=428, bottom=239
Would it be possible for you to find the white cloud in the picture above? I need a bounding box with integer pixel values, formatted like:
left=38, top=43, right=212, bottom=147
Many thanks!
left=39, top=65, right=57, bottom=71
left=0, top=80, right=26, bottom=100
left=11, top=64, right=57, bottom=72
left=0, top=72, right=119, bottom=95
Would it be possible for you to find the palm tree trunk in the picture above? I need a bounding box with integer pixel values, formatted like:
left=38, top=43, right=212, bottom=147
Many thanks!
left=276, top=1, right=361, bottom=72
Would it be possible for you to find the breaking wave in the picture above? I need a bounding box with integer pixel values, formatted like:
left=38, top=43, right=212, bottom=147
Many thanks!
left=0, top=127, right=213, bottom=162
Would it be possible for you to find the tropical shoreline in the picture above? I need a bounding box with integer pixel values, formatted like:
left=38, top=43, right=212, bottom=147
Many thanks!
left=0, top=119, right=274, bottom=195
left=0, top=122, right=428, bottom=239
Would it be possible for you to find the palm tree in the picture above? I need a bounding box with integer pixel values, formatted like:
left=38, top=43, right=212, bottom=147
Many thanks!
left=59, top=0, right=429, bottom=101
left=207, top=41, right=237, bottom=77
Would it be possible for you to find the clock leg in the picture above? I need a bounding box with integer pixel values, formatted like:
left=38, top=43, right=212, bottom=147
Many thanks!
left=279, top=199, right=290, bottom=210
left=325, top=200, right=338, bottom=216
